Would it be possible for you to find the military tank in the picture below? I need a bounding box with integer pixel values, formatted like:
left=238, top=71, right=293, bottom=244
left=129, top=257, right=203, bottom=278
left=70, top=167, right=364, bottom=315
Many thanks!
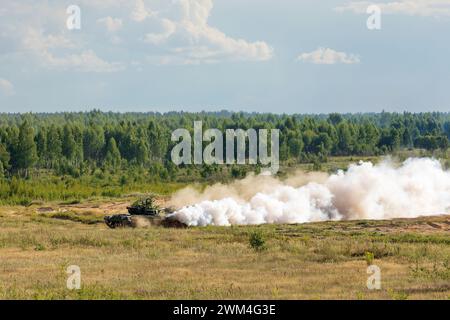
left=104, top=197, right=162, bottom=229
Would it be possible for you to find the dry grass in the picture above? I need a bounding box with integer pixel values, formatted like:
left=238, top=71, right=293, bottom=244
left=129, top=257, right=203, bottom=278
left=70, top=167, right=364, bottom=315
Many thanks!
left=0, top=203, right=449, bottom=300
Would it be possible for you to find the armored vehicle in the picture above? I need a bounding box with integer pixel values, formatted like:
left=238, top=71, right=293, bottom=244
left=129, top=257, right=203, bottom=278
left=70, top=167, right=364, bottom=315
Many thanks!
left=127, top=197, right=160, bottom=215
left=104, top=197, right=162, bottom=229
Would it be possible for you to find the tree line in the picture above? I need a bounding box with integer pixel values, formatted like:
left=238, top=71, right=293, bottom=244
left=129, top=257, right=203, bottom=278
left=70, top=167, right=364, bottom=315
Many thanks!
left=0, top=110, right=449, bottom=179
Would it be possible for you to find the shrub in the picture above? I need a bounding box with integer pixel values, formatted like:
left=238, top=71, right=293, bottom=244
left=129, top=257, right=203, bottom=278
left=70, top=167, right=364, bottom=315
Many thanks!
left=312, top=160, right=323, bottom=171
left=34, top=243, right=45, bottom=251
left=249, top=231, right=266, bottom=251
left=365, top=251, right=375, bottom=266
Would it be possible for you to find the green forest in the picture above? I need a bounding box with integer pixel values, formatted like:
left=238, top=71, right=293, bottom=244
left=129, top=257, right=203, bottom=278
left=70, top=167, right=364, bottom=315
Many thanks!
left=0, top=110, right=449, bottom=204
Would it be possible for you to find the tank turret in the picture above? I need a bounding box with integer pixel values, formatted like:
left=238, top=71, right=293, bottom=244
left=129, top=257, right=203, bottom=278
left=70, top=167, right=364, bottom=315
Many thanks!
left=126, top=197, right=160, bottom=216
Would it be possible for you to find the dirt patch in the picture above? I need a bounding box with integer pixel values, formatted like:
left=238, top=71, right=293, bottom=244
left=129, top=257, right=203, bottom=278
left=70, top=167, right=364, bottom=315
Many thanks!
left=59, top=198, right=170, bottom=216
left=36, top=207, right=55, bottom=213
left=160, top=216, right=188, bottom=228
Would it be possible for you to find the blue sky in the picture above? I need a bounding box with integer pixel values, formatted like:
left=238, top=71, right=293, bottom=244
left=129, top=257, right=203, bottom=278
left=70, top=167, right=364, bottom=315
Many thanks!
left=0, top=0, right=450, bottom=114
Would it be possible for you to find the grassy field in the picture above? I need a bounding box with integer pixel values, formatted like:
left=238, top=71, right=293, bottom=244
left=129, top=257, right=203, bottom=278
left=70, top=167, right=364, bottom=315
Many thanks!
left=0, top=200, right=449, bottom=300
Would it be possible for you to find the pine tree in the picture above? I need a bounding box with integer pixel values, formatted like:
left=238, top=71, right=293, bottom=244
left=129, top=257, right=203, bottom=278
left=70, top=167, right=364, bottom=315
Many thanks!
left=0, top=161, right=4, bottom=179
left=47, top=125, right=62, bottom=167
left=83, top=126, right=105, bottom=162
left=136, top=138, right=149, bottom=165
left=71, top=124, right=84, bottom=166
left=62, top=125, right=77, bottom=161
left=148, top=121, right=168, bottom=162
left=35, top=128, right=47, bottom=165
left=0, top=142, right=10, bottom=171
left=14, top=120, right=38, bottom=176
left=105, top=137, right=121, bottom=167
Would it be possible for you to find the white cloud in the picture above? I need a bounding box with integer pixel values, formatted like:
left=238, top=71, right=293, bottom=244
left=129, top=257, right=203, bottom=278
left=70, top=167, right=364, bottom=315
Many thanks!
left=131, top=0, right=157, bottom=22
left=297, top=48, right=360, bottom=65
left=42, top=50, right=125, bottom=73
left=144, top=19, right=176, bottom=45
left=336, top=0, right=450, bottom=17
left=22, top=29, right=124, bottom=72
left=22, top=29, right=74, bottom=52
left=0, top=78, right=15, bottom=96
left=0, top=0, right=273, bottom=69
left=79, top=0, right=129, bottom=9
left=0, top=1, right=125, bottom=73
left=142, top=0, right=274, bottom=64
left=97, top=17, right=123, bottom=32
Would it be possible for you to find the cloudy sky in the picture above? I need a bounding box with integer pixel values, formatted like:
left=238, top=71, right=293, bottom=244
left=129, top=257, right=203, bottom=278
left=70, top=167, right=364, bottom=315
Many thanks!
left=0, top=0, right=450, bottom=114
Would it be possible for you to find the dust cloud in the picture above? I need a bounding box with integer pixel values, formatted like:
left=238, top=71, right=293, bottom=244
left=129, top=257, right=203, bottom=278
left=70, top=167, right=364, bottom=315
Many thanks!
left=168, top=158, right=450, bottom=226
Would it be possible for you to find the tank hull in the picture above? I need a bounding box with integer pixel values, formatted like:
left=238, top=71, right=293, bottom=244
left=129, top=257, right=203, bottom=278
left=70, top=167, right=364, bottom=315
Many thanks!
left=104, top=214, right=186, bottom=229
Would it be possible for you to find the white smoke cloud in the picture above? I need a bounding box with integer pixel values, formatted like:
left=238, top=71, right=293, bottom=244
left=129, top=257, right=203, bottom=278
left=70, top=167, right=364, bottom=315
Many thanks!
left=169, top=158, right=450, bottom=226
